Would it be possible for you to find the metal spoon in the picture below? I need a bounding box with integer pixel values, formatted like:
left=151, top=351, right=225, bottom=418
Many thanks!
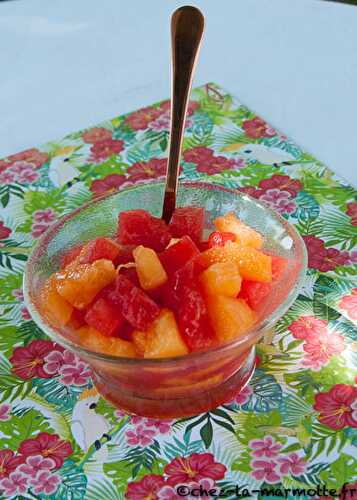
left=162, top=5, right=205, bottom=223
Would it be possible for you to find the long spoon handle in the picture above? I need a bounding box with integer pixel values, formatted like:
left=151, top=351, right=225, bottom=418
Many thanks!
left=162, top=6, right=205, bottom=223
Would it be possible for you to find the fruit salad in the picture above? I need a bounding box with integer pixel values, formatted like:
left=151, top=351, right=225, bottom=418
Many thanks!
left=40, top=208, right=288, bottom=359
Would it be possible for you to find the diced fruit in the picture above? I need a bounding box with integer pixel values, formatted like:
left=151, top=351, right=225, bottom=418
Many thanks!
left=78, top=237, right=120, bottom=264
left=208, top=231, right=236, bottom=248
left=199, top=261, right=242, bottom=297
left=132, top=330, right=147, bottom=356
left=133, top=246, right=168, bottom=290
left=206, top=296, right=257, bottom=342
left=214, top=212, right=263, bottom=249
left=41, top=278, right=73, bottom=325
left=169, top=207, right=204, bottom=245
left=68, top=308, right=87, bottom=329
left=85, top=297, right=124, bottom=336
left=55, top=259, right=116, bottom=308
left=178, top=285, right=216, bottom=351
left=239, top=255, right=289, bottom=309
left=159, top=236, right=200, bottom=275
left=118, top=210, right=171, bottom=252
left=113, top=275, right=160, bottom=330
left=119, top=321, right=134, bottom=341
left=78, top=326, right=137, bottom=357
left=115, top=244, right=135, bottom=266
left=199, top=242, right=272, bottom=282
left=118, top=266, right=140, bottom=287
left=60, top=245, right=83, bottom=269
left=144, top=309, right=189, bottom=358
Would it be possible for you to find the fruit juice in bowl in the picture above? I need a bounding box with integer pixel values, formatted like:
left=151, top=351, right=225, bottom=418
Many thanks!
left=24, top=181, right=307, bottom=418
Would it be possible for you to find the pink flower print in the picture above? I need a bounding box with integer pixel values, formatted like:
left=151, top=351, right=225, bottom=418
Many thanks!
left=16, top=167, right=40, bottom=184
left=250, top=436, right=283, bottom=458
left=18, top=455, right=55, bottom=478
left=339, top=289, right=357, bottom=322
left=277, top=453, right=306, bottom=476
left=164, top=453, right=226, bottom=486
left=12, top=288, right=24, bottom=300
left=114, top=409, right=128, bottom=419
left=21, top=307, right=32, bottom=321
left=29, top=470, right=61, bottom=495
left=0, top=403, right=11, bottom=421
left=43, top=350, right=66, bottom=375
left=288, top=315, right=328, bottom=340
left=33, top=209, right=56, bottom=224
left=0, top=471, right=28, bottom=496
left=0, top=170, right=15, bottom=184
left=251, top=459, right=280, bottom=484
left=186, top=478, right=218, bottom=499
left=302, top=332, right=345, bottom=370
left=351, top=400, right=357, bottom=424
left=59, top=361, right=92, bottom=386
left=126, top=425, right=156, bottom=447
left=130, top=415, right=146, bottom=425
left=144, top=418, right=173, bottom=434
left=231, top=384, right=253, bottom=405
left=125, top=474, right=166, bottom=500
left=157, top=484, right=183, bottom=500
left=149, top=112, right=192, bottom=131
left=260, top=189, right=296, bottom=214
left=31, top=223, right=49, bottom=238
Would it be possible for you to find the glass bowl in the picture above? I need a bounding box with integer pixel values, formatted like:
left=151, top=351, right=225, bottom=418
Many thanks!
left=24, top=181, right=307, bottom=418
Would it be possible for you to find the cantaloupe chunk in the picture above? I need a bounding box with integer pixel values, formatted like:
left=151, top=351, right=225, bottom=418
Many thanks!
left=78, top=326, right=137, bottom=357
left=214, top=212, right=263, bottom=249
left=133, top=245, right=168, bottom=290
left=144, top=309, right=189, bottom=358
left=199, top=261, right=242, bottom=297
left=41, top=277, right=73, bottom=325
left=199, top=242, right=272, bottom=282
left=206, top=295, right=257, bottom=342
left=132, top=330, right=147, bottom=357
left=55, top=259, right=116, bottom=309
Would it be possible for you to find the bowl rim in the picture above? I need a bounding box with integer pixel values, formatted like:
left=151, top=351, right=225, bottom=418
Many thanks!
left=24, top=180, right=307, bottom=365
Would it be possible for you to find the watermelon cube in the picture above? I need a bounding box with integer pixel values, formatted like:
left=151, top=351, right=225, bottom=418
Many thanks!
left=68, top=308, right=87, bottom=329
left=114, top=244, right=136, bottom=266
left=159, top=236, right=199, bottom=275
left=169, top=206, right=205, bottom=245
left=85, top=297, right=124, bottom=337
left=60, top=245, right=83, bottom=269
left=117, top=209, right=171, bottom=252
left=208, top=231, right=236, bottom=248
left=177, top=285, right=216, bottom=352
left=113, top=275, right=160, bottom=330
left=239, top=255, right=289, bottom=309
left=118, top=321, right=134, bottom=341
left=79, top=237, right=121, bottom=264
left=118, top=266, right=140, bottom=287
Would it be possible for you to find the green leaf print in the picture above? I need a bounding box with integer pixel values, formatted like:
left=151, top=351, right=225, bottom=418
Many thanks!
left=0, top=271, right=23, bottom=302
left=123, top=441, right=162, bottom=479
left=163, top=435, right=203, bottom=461
left=200, top=418, right=214, bottom=448
left=234, top=410, right=283, bottom=446
left=32, top=377, right=84, bottom=412
left=0, top=354, right=33, bottom=403
left=319, top=454, right=357, bottom=490
left=241, top=369, right=283, bottom=413
left=0, top=408, right=50, bottom=450
left=86, top=477, right=123, bottom=500
left=54, top=460, right=88, bottom=500
left=23, top=189, right=65, bottom=215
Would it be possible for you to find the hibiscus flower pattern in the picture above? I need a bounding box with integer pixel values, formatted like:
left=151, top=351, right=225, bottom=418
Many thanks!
left=0, top=83, right=356, bottom=497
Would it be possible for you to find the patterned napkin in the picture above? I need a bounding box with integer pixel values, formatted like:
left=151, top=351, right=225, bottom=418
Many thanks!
left=0, top=83, right=356, bottom=500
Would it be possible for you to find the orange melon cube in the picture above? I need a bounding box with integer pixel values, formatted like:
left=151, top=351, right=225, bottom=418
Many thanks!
left=133, top=245, right=168, bottom=290
left=41, top=277, right=73, bottom=325
left=199, top=242, right=272, bottom=282
left=214, top=212, right=263, bottom=249
left=78, top=326, right=137, bottom=357
left=199, top=261, right=242, bottom=297
left=132, top=330, right=147, bottom=357
left=144, top=309, right=189, bottom=358
left=55, top=259, right=116, bottom=309
left=206, top=295, right=257, bottom=342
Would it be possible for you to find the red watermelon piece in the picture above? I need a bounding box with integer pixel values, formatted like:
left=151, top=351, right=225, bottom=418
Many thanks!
left=114, top=244, right=136, bottom=266
left=208, top=231, right=236, bottom=248
left=85, top=297, right=125, bottom=337
left=117, top=210, right=171, bottom=252
left=68, top=307, right=87, bottom=329
left=79, top=237, right=121, bottom=264
left=60, top=245, right=83, bottom=269
left=118, top=266, right=140, bottom=288
left=169, top=207, right=205, bottom=245
left=239, top=255, right=289, bottom=309
left=159, top=236, right=200, bottom=275
left=112, top=275, right=160, bottom=330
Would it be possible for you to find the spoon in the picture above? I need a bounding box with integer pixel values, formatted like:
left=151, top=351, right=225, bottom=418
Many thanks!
left=162, top=5, right=205, bottom=223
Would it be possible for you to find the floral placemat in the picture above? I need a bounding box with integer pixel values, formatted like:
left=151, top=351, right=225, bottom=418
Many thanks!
left=0, top=83, right=356, bottom=500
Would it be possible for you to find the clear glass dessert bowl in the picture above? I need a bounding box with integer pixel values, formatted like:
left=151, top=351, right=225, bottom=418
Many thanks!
left=24, top=181, right=307, bottom=418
